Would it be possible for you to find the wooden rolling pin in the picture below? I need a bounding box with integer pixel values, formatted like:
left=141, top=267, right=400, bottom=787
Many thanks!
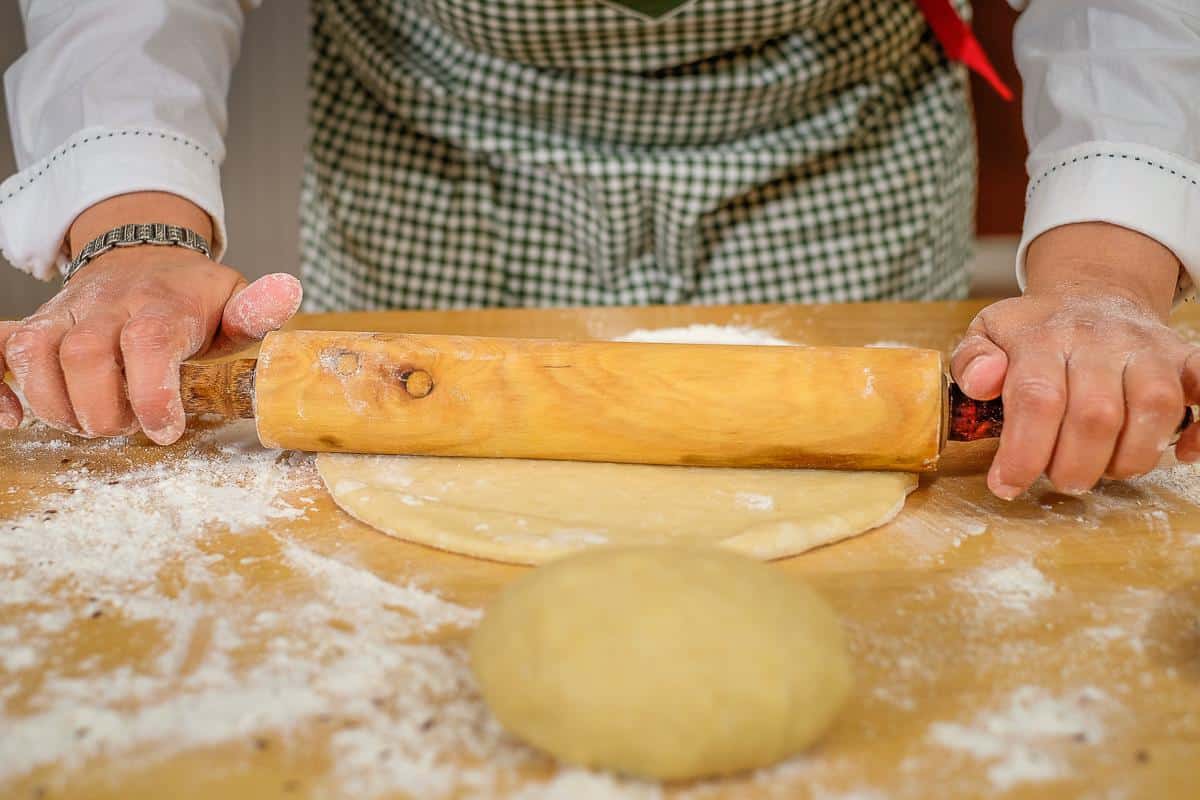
left=180, top=330, right=1012, bottom=472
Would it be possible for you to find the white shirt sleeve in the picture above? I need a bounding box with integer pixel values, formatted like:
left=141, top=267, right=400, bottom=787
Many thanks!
left=0, top=0, right=259, bottom=280
left=1014, top=0, right=1200, bottom=294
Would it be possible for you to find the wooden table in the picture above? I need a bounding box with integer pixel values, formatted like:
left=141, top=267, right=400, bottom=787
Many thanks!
left=3, top=301, right=1199, bottom=799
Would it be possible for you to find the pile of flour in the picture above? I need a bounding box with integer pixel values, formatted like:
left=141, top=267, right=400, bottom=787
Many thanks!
left=615, top=324, right=793, bottom=346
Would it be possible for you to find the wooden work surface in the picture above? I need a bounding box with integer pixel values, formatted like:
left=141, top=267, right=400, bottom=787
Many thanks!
left=2, top=301, right=1199, bottom=799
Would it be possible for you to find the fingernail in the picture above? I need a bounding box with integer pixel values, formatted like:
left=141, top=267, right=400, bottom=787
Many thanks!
left=145, top=419, right=185, bottom=446
left=0, top=410, right=18, bottom=429
left=988, top=469, right=1022, bottom=501
left=961, top=357, right=983, bottom=389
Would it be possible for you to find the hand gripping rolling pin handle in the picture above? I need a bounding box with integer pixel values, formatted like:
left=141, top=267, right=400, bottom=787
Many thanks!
left=947, top=382, right=1198, bottom=445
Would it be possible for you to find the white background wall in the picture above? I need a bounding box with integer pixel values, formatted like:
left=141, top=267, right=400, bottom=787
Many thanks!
left=0, top=0, right=1017, bottom=320
left=0, top=0, right=310, bottom=319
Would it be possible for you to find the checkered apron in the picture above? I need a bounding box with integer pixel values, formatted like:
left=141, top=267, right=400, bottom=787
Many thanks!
left=300, top=0, right=976, bottom=311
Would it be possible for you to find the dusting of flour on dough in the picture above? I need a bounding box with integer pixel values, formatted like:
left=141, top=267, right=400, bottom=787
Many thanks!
left=735, top=492, right=775, bottom=511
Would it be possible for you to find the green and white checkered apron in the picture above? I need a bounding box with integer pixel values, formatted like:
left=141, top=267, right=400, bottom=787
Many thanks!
left=300, top=0, right=976, bottom=311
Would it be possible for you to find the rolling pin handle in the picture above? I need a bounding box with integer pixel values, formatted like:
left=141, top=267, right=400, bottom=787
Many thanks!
left=1169, top=405, right=1199, bottom=446
left=180, top=359, right=257, bottom=420
left=946, top=382, right=1004, bottom=442
left=949, top=386, right=1197, bottom=447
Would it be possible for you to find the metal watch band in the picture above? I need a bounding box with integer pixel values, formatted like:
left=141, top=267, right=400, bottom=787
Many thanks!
left=63, top=223, right=212, bottom=284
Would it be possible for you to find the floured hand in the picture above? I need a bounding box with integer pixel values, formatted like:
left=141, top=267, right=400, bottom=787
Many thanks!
left=951, top=222, right=1199, bottom=500
left=0, top=196, right=302, bottom=443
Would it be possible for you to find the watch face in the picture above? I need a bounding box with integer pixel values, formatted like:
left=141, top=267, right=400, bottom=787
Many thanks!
left=597, top=0, right=700, bottom=20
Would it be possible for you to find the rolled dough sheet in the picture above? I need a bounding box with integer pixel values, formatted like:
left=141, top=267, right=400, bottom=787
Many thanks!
left=317, top=453, right=917, bottom=564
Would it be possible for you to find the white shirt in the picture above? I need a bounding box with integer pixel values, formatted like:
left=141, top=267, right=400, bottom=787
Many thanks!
left=2, top=0, right=1198, bottom=291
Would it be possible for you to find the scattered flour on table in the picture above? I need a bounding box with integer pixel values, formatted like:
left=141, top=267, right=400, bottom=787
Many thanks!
left=928, top=686, right=1112, bottom=791
left=8, top=435, right=72, bottom=452
left=865, top=340, right=916, bottom=348
left=0, top=431, right=308, bottom=610
left=615, top=324, right=793, bottom=346
left=808, top=789, right=888, bottom=800
left=959, top=520, right=988, bottom=538
left=0, top=421, right=834, bottom=799
left=0, top=422, right=500, bottom=797
left=954, top=559, right=1056, bottom=614
left=509, top=771, right=662, bottom=800
left=1131, top=461, right=1200, bottom=507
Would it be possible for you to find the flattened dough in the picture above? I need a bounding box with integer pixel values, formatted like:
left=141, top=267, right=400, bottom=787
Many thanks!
left=317, top=453, right=916, bottom=564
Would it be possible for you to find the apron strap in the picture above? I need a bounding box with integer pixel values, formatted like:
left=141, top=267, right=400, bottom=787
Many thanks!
left=914, top=0, right=1014, bottom=101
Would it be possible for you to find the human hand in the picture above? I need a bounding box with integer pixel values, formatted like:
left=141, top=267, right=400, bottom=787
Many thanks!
left=950, top=222, right=1198, bottom=499
left=0, top=193, right=301, bottom=443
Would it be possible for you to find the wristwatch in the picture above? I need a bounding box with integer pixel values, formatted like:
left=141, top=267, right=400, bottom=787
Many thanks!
left=63, top=223, right=212, bottom=284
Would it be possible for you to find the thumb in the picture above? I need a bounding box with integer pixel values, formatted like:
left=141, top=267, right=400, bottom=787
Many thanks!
left=0, top=321, right=23, bottom=429
left=950, top=324, right=1008, bottom=402
left=205, top=273, right=303, bottom=358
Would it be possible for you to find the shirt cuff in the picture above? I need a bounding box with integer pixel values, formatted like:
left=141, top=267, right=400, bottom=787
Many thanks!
left=1016, top=141, right=1200, bottom=300
left=0, top=126, right=227, bottom=281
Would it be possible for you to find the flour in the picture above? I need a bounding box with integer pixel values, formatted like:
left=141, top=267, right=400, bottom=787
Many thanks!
left=887, top=506, right=993, bottom=563
left=8, top=435, right=72, bottom=451
left=509, top=771, right=662, bottom=800
left=811, top=789, right=889, bottom=800
left=219, top=272, right=304, bottom=342
left=861, top=367, right=876, bottom=398
left=955, top=560, right=1056, bottom=613
left=0, top=422, right=506, bottom=797
left=928, top=686, right=1111, bottom=791
left=1132, top=460, right=1200, bottom=506
left=4, top=421, right=831, bottom=799
left=615, top=324, right=793, bottom=346
left=865, top=340, right=916, bottom=348
left=735, top=492, right=775, bottom=511
left=0, top=429, right=307, bottom=611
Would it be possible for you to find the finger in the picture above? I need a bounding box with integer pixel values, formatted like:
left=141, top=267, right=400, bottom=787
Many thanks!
left=1044, top=353, right=1125, bottom=494
left=4, top=313, right=80, bottom=433
left=205, top=273, right=303, bottom=358
left=950, top=323, right=1008, bottom=401
left=121, top=304, right=206, bottom=445
left=1107, top=352, right=1184, bottom=479
left=59, top=311, right=136, bottom=437
left=1175, top=350, right=1200, bottom=462
left=989, top=348, right=1067, bottom=500
left=0, top=321, right=23, bottom=429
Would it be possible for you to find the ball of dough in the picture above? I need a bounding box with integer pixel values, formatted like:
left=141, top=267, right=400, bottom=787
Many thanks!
left=469, top=546, right=853, bottom=780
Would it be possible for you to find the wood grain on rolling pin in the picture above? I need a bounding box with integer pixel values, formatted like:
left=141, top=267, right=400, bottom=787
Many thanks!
left=253, top=330, right=945, bottom=471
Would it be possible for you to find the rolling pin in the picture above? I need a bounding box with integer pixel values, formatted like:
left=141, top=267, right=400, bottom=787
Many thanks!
left=180, top=330, right=1011, bottom=472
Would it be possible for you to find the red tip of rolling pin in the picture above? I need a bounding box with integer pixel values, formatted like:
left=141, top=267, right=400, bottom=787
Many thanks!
left=948, top=382, right=1004, bottom=442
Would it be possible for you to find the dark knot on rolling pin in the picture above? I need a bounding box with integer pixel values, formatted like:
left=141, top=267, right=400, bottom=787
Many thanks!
left=399, top=369, right=434, bottom=398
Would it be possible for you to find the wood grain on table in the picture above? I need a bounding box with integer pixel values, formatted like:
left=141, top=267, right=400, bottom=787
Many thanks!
left=2, top=301, right=1199, bottom=799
